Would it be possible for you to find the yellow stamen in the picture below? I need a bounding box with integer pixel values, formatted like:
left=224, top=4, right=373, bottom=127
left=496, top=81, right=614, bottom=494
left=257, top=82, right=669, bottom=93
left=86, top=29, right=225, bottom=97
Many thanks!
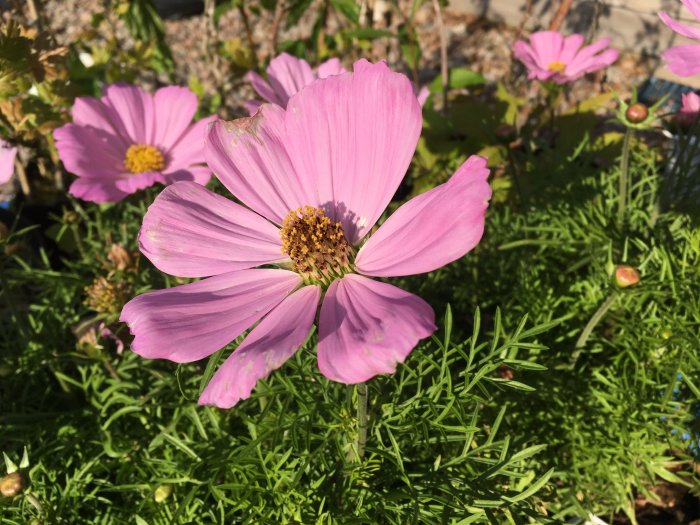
left=547, top=61, right=566, bottom=73
left=124, top=144, right=165, bottom=174
left=280, top=206, right=353, bottom=286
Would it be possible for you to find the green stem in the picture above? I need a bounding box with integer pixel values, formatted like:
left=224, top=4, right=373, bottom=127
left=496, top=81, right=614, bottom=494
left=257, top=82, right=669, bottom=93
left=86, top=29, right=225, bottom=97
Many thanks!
left=348, top=383, right=368, bottom=463
left=569, top=292, right=617, bottom=368
left=617, top=128, right=633, bottom=229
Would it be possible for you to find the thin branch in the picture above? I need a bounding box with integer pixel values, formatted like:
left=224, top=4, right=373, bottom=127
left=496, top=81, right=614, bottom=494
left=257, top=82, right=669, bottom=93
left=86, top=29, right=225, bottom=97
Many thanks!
left=548, top=0, right=574, bottom=32
left=432, top=0, right=448, bottom=111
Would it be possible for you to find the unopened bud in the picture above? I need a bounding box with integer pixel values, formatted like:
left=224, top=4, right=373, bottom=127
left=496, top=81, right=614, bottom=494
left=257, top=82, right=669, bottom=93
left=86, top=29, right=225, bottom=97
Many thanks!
left=625, top=103, right=648, bottom=124
left=63, top=211, right=79, bottom=224
left=615, top=265, right=640, bottom=288
left=107, top=243, right=132, bottom=271
left=497, top=364, right=514, bottom=381
left=1, top=471, right=24, bottom=497
left=154, top=484, right=172, bottom=503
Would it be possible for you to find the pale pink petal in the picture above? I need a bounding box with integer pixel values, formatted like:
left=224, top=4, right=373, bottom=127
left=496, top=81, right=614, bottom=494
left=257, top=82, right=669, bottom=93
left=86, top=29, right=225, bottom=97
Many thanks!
left=317, top=57, right=346, bottom=78
left=266, top=53, right=316, bottom=107
left=246, top=71, right=283, bottom=106
left=662, top=45, right=700, bottom=76
left=53, top=124, right=126, bottom=178
left=113, top=171, right=164, bottom=194
left=284, top=59, right=422, bottom=243
left=355, top=155, right=491, bottom=277
left=205, top=105, right=315, bottom=224
left=529, top=31, right=564, bottom=69
left=198, top=285, right=320, bottom=408
left=120, top=269, right=301, bottom=363
left=317, top=274, right=436, bottom=383
left=102, top=84, right=155, bottom=145
left=659, top=11, right=700, bottom=40
left=243, top=99, right=262, bottom=115
left=416, top=86, right=430, bottom=106
left=559, top=34, right=585, bottom=63
left=684, top=0, right=700, bottom=21
left=139, top=181, right=284, bottom=278
left=564, top=38, right=618, bottom=78
left=164, top=166, right=212, bottom=186
left=513, top=40, right=552, bottom=80
left=71, top=97, right=130, bottom=149
left=163, top=115, right=216, bottom=173
left=69, top=178, right=132, bottom=203
left=152, top=86, right=198, bottom=151
left=0, top=142, right=17, bottom=185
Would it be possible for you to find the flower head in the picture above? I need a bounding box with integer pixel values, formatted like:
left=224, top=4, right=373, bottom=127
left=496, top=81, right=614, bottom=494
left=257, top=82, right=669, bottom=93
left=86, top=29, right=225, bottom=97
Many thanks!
left=53, top=84, right=215, bottom=203
left=0, top=140, right=17, bottom=185
left=120, top=60, right=491, bottom=409
left=676, top=91, right=700, bottom=128
left=659, top=0, right=700, bottom=76
left=513, top=31, right=619, bottom=84
left=245, top=53, right=428, bottom=113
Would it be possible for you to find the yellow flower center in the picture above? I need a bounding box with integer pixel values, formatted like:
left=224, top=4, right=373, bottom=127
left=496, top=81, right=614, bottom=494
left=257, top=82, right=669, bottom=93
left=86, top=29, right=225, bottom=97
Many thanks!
left=280, top=206, right=353, bottom=286
left=547, top=61, right=566, bottom=73
left=124, top=144, right=165, bottom=174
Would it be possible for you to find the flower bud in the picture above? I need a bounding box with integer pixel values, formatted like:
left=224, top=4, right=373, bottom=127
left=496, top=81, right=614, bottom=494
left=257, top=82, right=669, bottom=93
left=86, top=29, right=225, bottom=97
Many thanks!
left=497, top=364, right=514, bottom=381
left=625, top=103, right=649, bottom=124
left=614, top=265, right=640, bottom=288
left=154, top=484, right=172, bottom=503
left=107, top=243, right=132, bottom=271
left=1, top=471, right=24, bottom=497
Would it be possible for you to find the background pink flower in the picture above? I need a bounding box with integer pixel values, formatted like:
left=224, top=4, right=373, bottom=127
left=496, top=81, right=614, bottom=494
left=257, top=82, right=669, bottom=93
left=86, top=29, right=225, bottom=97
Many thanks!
left=53, top=84, right=215, bottom=203
left=245, top=53, right=429, bottom=113
left=659, top=0, right=700, bottom=76
left=121, top=60, right=491, bottom=409
left=513, top=31, right=618, bottom=84
left=677, top=91, right=700, bottom=126
left=0, top=140, right=17, bottom=185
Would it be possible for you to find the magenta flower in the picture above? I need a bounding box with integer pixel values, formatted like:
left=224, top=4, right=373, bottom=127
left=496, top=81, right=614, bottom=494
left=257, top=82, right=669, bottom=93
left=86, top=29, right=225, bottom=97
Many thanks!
left=120, top=60, right=491, bottom=409
left=659, top=0, right=700, bottom=76
left=0, top=140, right=17, bottom=185
left=513, top=31, right=619, bottom=84
left=676, top=92, right=700, bottom=127
left=245, top=53, right=429, bottom=113
left=53, top=84, right=215, bottom=203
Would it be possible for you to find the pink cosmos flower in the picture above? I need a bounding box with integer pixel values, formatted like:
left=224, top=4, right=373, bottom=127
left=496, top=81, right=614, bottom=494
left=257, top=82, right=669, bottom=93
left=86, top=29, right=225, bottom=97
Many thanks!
left=53, top=84, right=215, bottom=203
left=244, top=53, right=429, bottom=114
left=513, top=31, right=619, bottom=84
left=120, top=60, right=491, bottom=409
left=659, top=0, right=700, bottom=76
left=0, top=140, right=17, bottom=185
left=676, top=91, right=700, bottom=127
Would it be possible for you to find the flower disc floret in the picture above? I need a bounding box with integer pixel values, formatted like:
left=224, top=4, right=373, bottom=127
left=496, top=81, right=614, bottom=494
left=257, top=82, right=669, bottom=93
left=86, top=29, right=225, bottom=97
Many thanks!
left=280, top=206, right=353, bottom=286
left=124, top=144, right=165, bottom=174
left=547, top=61, right=566, bottom=73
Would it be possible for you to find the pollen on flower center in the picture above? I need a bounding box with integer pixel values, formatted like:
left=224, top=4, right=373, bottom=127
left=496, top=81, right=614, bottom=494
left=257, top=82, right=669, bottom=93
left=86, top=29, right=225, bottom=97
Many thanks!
left=124, top=144, right=165, bottom=174
left=547, top=61, right=566, bottom=73
left=280, top=206, right=353, bottom=286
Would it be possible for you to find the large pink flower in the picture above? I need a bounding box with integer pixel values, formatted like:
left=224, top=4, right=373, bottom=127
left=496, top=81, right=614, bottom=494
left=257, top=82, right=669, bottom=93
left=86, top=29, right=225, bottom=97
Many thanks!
left=659, top=0, right=700, bottom=76
left=0, top=140, right=17, bottom=185
left=120, top=60, right=491, bottom=409
left=53, top=84, right=215, bottom=203
left=513, top=31, right=619, bottom=84
left=245, top=53, right=429, bottom=113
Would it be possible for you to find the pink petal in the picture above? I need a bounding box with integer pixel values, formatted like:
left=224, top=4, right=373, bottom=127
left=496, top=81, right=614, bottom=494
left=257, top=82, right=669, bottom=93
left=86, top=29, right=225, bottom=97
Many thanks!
left=69, top=177, right=133, bottom=203
left=163, top=115, right=216, bottom=174
left=416, top=86, right=430, bottom=106
left=113, top=171, right=165, bottom=194
left=243, top=99, right=262, bottom=115
left=198, top=285, right=320, bottom=408
left=53, top=123, right=125, bottom=178
left=565, top=47, right=618, bottom=79
left=684, top=0, right=700, bottom=21
left=284, top=59, right=422, bottom=244
left=659, top=11, right=700, bottom=39
left=120, top=269, right=301, bottom=363
left=164, top=166, right=212, bottom=186
left=205, top=105, right=315, bottom=224
left=102, top=84, right=155, bottom=145
left=513, top=41, right=553, bottom=80
left=529, top=31, right=564, bottom=69
left=139, top=181, right=285, bottom=278
left=317, top=57, right=346, bottom=78
left=71, top=97, right=130, bottom=149
left=246, top=71, right=283, bottom=106
left=152, top=86, right=198, bottom=151
left=662, top=45, right=700, bottom=76
left=317, top=274, right=436, bottom=383
left=559, top=34, right=585, bottom=64
left=266, top=53, right=316, bottom=107
left=355, top=155, right=491, bottom=277
left=0, top=142, right=17, bottom=185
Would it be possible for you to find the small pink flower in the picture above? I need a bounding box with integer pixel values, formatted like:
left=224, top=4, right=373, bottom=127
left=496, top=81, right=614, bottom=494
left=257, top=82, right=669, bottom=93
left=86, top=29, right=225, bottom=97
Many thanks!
left=659, top=0, right=700, bottom=76
left=120, top=60, right=491, bottom=409
left=0, top=140, right=17, bottom=185
left=513, top=31, right=619, bottom=84
left=676, top=92, right=700, bottom=127
left=245, top=53, right=428, bottom=113
left=53, top=84, right=215, bottom=203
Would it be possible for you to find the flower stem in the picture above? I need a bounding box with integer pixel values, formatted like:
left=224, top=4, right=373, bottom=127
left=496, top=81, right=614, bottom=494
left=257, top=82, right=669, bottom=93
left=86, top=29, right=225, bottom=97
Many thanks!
left=569, top=292, right=617, bottom=369
left=617, top=128, right=633, bottom=229
left=348, top=382, right=368, bottom=463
